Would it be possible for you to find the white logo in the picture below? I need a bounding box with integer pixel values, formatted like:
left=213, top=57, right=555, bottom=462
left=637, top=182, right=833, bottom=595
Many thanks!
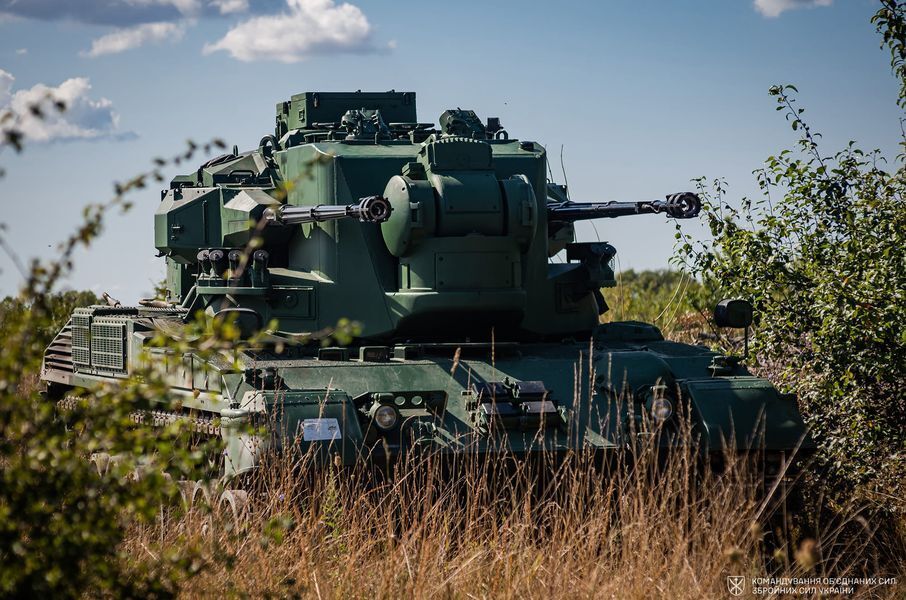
left=727, top=576, right=746, bottom=596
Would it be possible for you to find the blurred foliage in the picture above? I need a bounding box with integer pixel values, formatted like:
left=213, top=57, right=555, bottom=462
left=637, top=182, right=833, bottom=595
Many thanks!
left=0, top=91, right=66, bottom=178
left=0, top=141, right=233, bottom=598
left=678, top=4, right=906, bottom=512
left=0, top=121, right=359, bottom=596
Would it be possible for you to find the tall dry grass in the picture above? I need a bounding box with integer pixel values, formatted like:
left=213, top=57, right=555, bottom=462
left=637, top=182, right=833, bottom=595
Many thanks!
left=122, top=420, right=903, bottom=599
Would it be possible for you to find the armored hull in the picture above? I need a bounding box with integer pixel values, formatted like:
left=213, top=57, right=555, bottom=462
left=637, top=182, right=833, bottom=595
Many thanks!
left=43, top=308, right=807, bottom=478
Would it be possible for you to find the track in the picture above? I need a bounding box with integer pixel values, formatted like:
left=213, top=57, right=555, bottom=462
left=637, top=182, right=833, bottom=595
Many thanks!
left=57, top=394, right=221, bottom=437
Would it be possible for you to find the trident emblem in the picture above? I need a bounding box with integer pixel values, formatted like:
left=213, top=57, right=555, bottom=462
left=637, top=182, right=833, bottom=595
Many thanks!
left=726, top=575, right=746, bottom=596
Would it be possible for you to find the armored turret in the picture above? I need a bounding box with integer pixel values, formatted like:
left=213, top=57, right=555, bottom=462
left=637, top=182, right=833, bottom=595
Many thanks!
left=154, top=91, right=699, bottom=341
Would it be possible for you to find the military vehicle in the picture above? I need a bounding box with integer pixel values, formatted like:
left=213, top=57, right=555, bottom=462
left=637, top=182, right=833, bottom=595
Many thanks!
left=41, top=91, right=811, bottom=484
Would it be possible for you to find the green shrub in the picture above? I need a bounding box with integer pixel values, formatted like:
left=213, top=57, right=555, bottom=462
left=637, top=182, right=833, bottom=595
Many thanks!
left=680, top=81, right=906, bottom=509
left=0, top=136, right=227, bottom=597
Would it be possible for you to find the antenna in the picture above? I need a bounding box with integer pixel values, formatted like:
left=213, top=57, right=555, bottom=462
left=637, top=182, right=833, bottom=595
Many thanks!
left=540, top=142, right=555, bottom=182
left=560, top=144, right=570, bottom=199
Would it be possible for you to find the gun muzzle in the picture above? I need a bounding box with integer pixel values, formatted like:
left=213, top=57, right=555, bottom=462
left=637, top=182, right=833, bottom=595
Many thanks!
left=356, top=195, right=392, bottom=223
left=654, top=192, right=701, bottom=219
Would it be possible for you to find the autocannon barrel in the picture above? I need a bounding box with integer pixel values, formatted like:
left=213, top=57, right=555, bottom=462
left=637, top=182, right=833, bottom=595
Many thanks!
left=265, top=195, right=392, bottom=226
left=547, top=192, right=701, bottom=222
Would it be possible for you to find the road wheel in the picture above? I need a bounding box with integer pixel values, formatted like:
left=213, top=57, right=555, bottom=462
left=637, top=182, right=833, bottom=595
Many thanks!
left=89, top=452, right=110, bottom=477
left=218, top=489, right=250, bottom=526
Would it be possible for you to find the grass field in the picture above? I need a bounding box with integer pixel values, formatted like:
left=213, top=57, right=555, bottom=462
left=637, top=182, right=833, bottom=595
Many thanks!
left=122, top=434, right=902, bottom=599
left=105, top=277, right=902, bottom=599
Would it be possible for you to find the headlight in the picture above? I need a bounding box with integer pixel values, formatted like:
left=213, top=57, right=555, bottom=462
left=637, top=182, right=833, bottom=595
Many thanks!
left=373, top=405, right=399, bottom=430
left=651, top=397, right=673, bottom=422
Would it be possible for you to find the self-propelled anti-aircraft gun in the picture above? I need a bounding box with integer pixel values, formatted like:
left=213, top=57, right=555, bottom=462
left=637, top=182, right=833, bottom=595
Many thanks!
left=41, top=91, right=811, bottom=480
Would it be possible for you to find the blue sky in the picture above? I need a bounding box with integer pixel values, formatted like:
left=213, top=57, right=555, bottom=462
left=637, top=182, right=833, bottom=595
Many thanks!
left=0, top=0, right=900, bottom=301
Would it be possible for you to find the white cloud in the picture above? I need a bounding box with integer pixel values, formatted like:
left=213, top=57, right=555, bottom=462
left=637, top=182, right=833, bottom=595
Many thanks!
left=126, top=0, right=201, bottom=12
left=210, top=0, right=249, bottom=14
left=1, top=0, right=384, bottom=62
left=82, top=21, right=187, bottom=57
left=203, top=0, right=380, bottom=63
left=0, top=69, right=13, bottom=106
left=15, top=48, right=27, bottom=55
left=0, top=0, right=264, bottom=26
left=754, top=0, right=833, bottom=18
left=0, top=70, right=132, bottom=143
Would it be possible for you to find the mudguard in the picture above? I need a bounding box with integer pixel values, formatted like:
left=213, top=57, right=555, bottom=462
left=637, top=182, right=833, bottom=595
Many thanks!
left=681, top=377, right=812, bottom=451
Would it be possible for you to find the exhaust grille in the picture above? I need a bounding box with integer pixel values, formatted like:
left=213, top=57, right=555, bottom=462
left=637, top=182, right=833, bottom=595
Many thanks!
left=91, top=320, right=126, bottom=372
left=71, top=314, right=91, bottom=366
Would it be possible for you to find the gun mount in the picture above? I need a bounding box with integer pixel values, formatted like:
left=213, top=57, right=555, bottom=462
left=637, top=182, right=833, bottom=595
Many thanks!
left=264, top=195, right=392, bottom=226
